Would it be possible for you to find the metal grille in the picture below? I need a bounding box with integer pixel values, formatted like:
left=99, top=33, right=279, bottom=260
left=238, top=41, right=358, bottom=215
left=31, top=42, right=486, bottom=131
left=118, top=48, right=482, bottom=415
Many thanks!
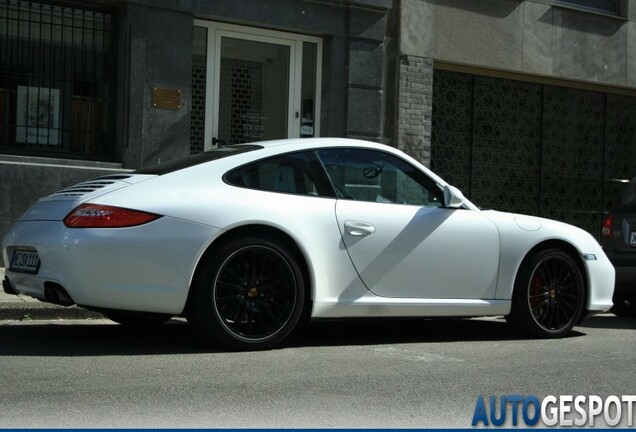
left=432, top=69, right=636, bottom=238
left=0, top=0, right=115, bottom=160
left=219, top=59, right=264, bottom=145
left=190, top=25, right=206, bottom=154
left=190, top=57, right=206, bottom=154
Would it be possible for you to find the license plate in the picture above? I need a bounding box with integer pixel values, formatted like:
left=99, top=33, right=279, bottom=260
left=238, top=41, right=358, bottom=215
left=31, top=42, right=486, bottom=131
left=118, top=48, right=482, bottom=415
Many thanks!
left=9, top=250, right=40, bottom=274
left=631, top=232, right=636, bottom=246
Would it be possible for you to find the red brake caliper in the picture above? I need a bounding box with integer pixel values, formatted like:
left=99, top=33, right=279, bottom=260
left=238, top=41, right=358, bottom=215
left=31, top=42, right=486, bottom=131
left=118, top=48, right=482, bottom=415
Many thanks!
left=530, top=275, right=544, bottom=308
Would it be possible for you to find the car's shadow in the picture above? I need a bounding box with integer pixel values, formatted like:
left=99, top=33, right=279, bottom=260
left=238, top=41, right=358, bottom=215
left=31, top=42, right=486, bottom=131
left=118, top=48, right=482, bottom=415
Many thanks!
left=289, top=317, right=526, bottom=348
left=0, top=320, right=208, bottom=356
left=578, top=313, right=636, bottom=330
left=0, top=315, right=602, bottom=356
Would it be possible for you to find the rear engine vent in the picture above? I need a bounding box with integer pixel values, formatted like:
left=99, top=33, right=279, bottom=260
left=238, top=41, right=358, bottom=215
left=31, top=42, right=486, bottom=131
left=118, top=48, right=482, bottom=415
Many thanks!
left=52, top=175, right=132, bottom=197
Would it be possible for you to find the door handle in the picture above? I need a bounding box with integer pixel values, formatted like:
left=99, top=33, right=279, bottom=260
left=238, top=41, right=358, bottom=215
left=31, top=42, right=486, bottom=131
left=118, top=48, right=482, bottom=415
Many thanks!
left=344, top=220, right=376, bottom=237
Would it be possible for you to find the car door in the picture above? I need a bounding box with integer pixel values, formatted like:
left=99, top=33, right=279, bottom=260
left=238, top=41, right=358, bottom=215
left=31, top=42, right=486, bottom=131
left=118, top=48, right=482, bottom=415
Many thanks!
left=317, top=148, right=500, bottom=299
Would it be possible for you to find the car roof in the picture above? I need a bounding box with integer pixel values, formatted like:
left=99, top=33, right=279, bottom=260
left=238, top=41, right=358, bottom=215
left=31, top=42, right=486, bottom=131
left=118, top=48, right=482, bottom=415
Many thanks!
left=134, top=138, right=419, bottom=177
left=253, top=137, right=388, bottom=151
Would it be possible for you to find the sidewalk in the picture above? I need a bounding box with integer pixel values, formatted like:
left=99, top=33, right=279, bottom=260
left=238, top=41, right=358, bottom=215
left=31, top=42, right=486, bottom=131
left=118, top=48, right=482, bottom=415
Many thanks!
left=0, top=267, right=103, bottom=320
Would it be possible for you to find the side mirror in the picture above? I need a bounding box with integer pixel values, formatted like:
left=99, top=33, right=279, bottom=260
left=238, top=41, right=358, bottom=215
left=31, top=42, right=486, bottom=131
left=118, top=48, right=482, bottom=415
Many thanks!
left=443, top=185, right=466, bottom=209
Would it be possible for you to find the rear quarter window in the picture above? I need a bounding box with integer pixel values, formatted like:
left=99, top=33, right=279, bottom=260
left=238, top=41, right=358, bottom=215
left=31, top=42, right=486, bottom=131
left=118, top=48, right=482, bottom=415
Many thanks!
left=225, top=151, right=335, bottom=197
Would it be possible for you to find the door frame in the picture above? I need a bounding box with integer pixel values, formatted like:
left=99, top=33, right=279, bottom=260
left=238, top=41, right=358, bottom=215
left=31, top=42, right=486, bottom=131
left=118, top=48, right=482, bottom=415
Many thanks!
left=193, top=20, right=323, bottom=150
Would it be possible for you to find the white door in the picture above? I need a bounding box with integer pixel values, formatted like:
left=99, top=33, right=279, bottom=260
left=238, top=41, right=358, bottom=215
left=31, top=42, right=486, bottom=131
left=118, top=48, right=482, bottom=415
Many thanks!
left=336, top=201, right=501, bottom=299
left=316, top=148, right=501, bottom=299
left=194, top=21, right=322, bottom=149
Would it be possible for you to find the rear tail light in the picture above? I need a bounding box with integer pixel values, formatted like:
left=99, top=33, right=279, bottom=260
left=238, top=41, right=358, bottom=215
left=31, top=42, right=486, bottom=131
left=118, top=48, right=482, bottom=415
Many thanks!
left=601, top=214, right=613, bottom=238
left=64, top=204, right=161, bottom=228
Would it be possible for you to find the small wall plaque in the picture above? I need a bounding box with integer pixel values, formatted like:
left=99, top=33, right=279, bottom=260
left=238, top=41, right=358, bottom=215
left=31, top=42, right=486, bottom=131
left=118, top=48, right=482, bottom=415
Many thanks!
left=152, top=87, right=181, bottom=110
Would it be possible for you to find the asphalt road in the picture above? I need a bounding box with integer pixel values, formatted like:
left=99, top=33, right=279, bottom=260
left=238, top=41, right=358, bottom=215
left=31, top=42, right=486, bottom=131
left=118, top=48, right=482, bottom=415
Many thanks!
left=0, top=314, right=635, bottom=428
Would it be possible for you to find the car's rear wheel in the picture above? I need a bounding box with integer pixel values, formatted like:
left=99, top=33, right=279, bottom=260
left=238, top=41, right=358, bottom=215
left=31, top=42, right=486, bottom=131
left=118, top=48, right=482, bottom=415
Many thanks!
left=102, top=310, right=172, bottom=326
left=508, top=248, right=585, bottom=338
left=190, top=235, right=305, bottom=350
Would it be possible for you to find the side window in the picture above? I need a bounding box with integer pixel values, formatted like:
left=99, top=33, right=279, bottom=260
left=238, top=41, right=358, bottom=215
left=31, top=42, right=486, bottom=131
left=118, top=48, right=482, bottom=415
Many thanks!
left=225, top=151, right=334, bottom=197
left=316, top=148, right=443, bottom=206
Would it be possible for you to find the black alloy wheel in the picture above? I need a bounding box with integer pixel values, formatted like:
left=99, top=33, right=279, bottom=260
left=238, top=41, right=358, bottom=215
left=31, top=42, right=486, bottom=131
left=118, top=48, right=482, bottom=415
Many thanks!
left=191, top=235, right=305, bottom=350
left=508, top=248, right=585, bottom=338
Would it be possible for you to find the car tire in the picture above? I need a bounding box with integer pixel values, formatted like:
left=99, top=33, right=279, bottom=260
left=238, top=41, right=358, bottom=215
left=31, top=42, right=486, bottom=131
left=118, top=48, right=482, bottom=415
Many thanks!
left=611, top=295, right=636, bottom=317
left=102, top=310, right=172, bottom=326
left=507, top=248, right=585, bottom=338
left=190, top=235, right=305, bottom=350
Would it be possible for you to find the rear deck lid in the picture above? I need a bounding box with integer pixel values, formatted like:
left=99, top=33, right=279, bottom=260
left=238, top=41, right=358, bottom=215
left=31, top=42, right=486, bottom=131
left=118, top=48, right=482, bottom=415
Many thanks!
left=19, top=174, right=155, bottom=221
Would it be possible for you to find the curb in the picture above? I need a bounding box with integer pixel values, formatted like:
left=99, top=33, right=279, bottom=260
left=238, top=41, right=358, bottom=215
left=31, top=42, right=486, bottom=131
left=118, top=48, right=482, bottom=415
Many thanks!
left=0, top=301, right=104, bottom=321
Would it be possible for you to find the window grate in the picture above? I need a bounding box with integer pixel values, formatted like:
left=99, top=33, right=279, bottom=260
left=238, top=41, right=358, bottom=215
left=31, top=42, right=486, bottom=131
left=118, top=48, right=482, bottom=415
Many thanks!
left=0, top=0, right=116, bottom=161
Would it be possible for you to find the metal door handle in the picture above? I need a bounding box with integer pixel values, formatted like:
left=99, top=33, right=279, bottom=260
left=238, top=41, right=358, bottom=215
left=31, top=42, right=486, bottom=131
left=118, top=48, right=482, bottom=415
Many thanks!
left=344, top=220, right=376, bottom=237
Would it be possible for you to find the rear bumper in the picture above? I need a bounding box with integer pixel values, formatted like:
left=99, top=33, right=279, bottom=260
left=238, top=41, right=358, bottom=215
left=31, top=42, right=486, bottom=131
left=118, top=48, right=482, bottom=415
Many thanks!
left=2, top=218, right=222, bottom=314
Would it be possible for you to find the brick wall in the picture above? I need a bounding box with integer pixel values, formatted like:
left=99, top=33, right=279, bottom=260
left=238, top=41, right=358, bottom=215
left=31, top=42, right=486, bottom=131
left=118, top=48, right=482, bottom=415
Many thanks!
left=397, top=55, right=433, bottom=167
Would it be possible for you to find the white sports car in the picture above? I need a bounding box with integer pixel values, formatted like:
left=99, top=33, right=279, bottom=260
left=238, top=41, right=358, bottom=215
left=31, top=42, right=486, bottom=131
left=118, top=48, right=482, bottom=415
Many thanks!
left=2, top=138, right=614, bottom=349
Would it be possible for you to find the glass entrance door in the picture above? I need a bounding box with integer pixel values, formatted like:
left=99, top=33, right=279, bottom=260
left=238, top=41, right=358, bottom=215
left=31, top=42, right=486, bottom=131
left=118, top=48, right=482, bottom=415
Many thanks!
left=217, top=36, right=292, bottom=145
left=194, top=21, right=322, bottom=150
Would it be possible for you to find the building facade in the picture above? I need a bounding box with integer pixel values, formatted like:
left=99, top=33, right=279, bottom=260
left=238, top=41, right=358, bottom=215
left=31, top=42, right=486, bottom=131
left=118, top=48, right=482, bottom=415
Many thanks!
left=2, top=0, right=636, bottom=267
left=397, top=0, right=636, bottom=236
left=0, top=0, right=392, bottom=265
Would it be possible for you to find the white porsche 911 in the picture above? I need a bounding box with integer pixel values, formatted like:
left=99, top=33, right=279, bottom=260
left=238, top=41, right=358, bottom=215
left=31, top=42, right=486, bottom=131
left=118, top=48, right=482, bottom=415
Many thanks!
left=2, top=138, right=614, bottom=349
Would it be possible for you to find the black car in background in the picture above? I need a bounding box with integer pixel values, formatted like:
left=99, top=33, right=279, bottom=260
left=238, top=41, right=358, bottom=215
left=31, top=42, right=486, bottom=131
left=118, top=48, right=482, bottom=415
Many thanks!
left=602, top=177, right=636, bottom=317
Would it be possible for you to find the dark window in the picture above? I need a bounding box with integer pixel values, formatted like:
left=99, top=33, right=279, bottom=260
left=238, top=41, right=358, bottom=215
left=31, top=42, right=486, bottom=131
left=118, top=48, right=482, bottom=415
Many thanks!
left=617, top=178, right=636, bottom=212
left=0, top=0, right=116, bottom=161
left=225, top=151, right=334, bottom=197
left=554, top=0, right=619, bottom=15
left=316, top=148, right=443, bottom=207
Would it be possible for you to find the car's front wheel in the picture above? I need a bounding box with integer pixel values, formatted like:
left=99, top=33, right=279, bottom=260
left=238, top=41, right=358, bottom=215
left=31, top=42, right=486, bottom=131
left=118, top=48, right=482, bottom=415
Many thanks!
left=507, top=248, right=585, bottom=338
left=190, top=235, right=305, bottom=350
